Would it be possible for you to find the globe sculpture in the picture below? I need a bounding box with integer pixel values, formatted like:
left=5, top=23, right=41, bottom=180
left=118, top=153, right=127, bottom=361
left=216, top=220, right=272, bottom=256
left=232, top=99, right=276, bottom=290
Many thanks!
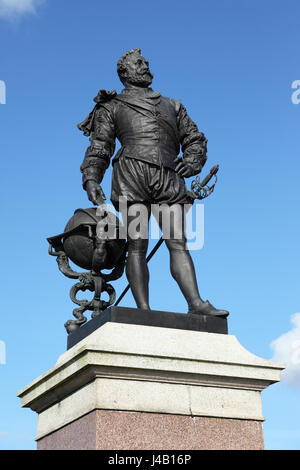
left=47, top=207, right=127, bottom=333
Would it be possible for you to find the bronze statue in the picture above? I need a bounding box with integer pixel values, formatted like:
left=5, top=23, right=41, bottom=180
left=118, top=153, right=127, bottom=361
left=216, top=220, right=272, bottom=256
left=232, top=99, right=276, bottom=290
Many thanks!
left=78, top=48, right=228, bottom=317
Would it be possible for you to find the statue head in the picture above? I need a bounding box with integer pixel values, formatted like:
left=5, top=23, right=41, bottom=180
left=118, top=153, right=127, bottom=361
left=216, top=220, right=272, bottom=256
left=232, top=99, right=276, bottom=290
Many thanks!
left=117, top=48, right=154, bottom=87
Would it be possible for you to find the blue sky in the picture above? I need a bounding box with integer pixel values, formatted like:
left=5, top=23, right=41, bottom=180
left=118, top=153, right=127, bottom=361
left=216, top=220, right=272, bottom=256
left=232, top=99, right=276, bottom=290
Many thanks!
left=0, top=0, right=299, bottom=450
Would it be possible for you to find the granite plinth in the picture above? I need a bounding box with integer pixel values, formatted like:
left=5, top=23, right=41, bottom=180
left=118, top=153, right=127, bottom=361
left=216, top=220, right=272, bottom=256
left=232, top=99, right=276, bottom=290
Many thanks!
left=67, top=306, right=228, bottom=350
left=37, top=410, right=264, bottom=450
left=18, top=322, right=285, bottom=450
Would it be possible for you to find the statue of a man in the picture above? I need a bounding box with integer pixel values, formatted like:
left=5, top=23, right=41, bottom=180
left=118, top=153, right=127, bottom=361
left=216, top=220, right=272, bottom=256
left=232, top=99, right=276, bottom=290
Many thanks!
left=78, top=48, right=228, bottom=317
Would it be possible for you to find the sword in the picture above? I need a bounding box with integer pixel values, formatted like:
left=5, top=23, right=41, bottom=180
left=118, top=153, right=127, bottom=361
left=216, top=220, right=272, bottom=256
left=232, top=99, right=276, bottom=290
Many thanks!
left=114, top=165, right=220, bottom=306
left=187, top=164, right=219, bottom=201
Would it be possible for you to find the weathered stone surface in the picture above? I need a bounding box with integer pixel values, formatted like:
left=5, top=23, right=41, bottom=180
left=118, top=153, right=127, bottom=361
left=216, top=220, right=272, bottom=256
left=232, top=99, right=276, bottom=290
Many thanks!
left=37, top=410, right=265, bottom=450
left=18, top=323, right=285, bottom=448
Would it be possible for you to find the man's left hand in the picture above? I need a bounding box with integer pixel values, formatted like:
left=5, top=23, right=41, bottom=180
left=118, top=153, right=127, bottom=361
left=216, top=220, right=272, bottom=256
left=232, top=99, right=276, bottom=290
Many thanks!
left=174, top=157, right=195, bottom=177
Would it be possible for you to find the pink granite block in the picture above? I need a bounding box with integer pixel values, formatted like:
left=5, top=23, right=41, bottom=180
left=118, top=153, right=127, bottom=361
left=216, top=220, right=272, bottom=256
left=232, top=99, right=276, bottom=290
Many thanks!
left=37, top=410, right=264, bottom=450
left=37, top=411, right=96, bottom=450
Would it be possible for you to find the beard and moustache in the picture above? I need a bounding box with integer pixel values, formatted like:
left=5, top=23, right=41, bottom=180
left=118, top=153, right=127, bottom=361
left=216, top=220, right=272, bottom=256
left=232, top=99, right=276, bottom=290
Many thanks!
left=126, top=70, right=154, bottom=87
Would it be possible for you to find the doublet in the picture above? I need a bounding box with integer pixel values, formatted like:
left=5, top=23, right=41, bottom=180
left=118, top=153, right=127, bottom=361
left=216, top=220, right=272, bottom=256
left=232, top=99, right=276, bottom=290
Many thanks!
left=79, top=87, right=208, bottom=200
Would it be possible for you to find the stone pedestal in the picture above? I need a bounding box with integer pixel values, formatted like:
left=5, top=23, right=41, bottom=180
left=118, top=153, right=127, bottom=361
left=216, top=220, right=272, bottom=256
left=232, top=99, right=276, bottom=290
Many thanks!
left=18, top=320, right=284, bottom=450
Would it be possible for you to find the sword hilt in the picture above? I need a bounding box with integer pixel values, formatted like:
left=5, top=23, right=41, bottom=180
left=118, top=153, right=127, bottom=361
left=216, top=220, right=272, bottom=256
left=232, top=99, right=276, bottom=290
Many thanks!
left=189, top=164, right=219, bottom=201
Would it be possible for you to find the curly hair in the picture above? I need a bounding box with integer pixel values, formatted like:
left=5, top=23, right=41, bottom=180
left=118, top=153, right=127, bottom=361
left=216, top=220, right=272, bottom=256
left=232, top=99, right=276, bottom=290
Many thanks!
left=117, top=48, right=142, bottom=81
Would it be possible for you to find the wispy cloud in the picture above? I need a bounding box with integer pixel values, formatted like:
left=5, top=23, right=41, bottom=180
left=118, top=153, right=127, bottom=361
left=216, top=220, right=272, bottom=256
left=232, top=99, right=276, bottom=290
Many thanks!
left=0, top=0, right=45, bottom=21
left=270, top=313, right=300, bottom=389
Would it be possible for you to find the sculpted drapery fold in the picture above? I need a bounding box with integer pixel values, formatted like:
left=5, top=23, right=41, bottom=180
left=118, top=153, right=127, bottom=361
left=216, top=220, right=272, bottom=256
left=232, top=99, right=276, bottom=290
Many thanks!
left=79, top=104, right=116, bottom=189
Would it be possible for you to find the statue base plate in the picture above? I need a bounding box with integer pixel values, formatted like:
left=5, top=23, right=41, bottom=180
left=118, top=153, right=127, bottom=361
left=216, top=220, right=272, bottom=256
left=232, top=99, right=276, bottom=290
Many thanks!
left=67, top=306, right=228, bottom=350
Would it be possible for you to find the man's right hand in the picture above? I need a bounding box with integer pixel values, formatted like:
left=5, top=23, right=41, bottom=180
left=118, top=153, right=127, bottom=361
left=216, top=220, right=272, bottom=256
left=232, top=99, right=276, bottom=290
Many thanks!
left=85, top=180, right=106, bottom=206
